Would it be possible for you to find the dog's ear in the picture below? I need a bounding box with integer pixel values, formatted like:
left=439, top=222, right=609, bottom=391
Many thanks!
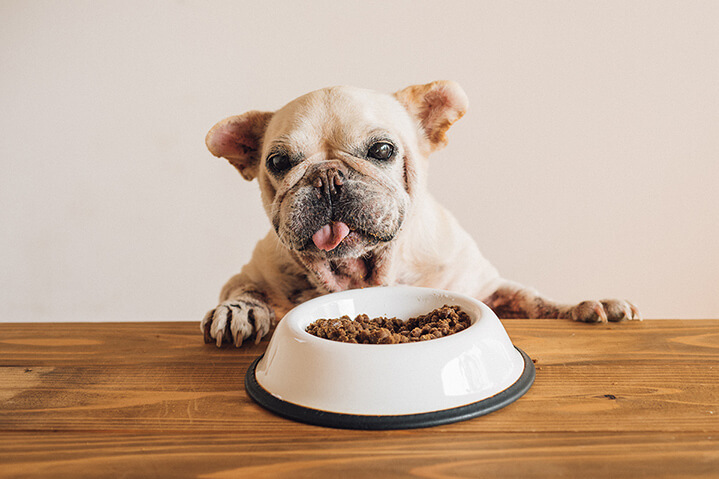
left=394, top=80, right=468, bottom=153
left=205, top=111, right=274, bottom=181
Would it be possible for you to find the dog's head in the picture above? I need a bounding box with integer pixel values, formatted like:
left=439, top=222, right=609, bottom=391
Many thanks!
left=206, top=81, right=467, bottom=261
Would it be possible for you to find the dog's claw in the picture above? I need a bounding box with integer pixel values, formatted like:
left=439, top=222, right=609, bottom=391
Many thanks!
left=214, top=311, right=227, bottom=347
left=202, top=309, right=215, bottom=344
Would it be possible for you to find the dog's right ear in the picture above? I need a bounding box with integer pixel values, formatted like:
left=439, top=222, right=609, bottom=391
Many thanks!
left=394, top=80, right=468, bottom=153
left=205, top=111, right=274, bottom=181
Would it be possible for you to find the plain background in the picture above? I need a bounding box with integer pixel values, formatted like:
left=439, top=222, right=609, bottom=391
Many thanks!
left=2, top=0, right=717, bottom=322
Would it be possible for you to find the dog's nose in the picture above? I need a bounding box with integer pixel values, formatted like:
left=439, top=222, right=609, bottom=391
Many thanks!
left=310, top=167, right=344, bottom=200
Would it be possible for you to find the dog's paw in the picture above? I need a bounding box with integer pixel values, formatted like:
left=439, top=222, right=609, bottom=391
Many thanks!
left=201, top=297, right=275, bottom=347
left=568, top=299, right=642, bottom=323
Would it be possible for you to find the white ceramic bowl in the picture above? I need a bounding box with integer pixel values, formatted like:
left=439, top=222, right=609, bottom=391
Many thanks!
left=245, top=286, right=534, bottom=429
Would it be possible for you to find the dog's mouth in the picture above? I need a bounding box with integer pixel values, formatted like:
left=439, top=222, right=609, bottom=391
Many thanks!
left=276, top=176, right=406, bottom=258
left=292, top=227, right=390, bottom=292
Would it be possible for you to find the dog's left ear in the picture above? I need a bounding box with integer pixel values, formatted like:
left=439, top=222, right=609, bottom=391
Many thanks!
left=394, top=80, right=468, bottom=153
left=205, top=111, right=274, bottom=181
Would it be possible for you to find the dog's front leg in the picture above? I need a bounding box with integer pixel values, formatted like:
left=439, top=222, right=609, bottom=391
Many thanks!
left=201, top=274, right=277, bottom=347
left=482, top=280, right=641, bottom=323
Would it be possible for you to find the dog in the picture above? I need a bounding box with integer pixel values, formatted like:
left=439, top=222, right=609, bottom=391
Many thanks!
left=201, top=81, right=641, bottom=347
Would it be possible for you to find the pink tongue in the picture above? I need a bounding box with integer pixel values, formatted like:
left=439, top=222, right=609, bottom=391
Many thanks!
left=312, top=222, right=350, bottom=251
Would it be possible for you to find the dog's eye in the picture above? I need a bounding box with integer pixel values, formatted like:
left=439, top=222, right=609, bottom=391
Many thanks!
left=267, top=153, right=292, bottom=173
left=367, top=142, right=394, bottom=161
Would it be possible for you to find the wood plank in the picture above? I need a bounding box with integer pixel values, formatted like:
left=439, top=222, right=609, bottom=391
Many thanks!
left=1, top=320, right=718, bottom=478
left=2, top=320, right=717, bottom=365
left=0, top=360, right=716, bottom=434
left=1, top=321, right=717, bottom=434
left=0, top=432, right=716, bottom=479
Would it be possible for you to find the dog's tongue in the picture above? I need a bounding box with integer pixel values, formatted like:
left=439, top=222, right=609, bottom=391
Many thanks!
left=312, top=222, right=350, bottom=251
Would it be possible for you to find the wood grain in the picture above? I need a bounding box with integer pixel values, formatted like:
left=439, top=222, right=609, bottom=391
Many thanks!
left=0, top=319, right=717, bottom=477
left=0, top=432, right=716, bottom=478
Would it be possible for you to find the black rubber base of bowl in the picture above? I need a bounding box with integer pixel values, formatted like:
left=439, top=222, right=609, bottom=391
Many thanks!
left=244, top=346, right=535, bottom=430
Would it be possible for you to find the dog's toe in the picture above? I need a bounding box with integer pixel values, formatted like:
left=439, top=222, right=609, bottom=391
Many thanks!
left=570, top=300, right=608, bottom=323
left=568, top=299, right=642, bottom=324
left=601, top=299, right=642, bottom=322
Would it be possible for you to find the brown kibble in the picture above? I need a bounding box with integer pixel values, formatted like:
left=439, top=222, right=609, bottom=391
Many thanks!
left=305, top=305, right=472, bottom=345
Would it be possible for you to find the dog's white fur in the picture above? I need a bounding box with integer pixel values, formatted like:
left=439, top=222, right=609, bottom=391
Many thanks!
left=202, top=81, right=640, bottom=347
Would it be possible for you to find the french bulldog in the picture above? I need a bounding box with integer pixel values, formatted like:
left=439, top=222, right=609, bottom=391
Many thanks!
left=201, top=81, right=641, bottom=347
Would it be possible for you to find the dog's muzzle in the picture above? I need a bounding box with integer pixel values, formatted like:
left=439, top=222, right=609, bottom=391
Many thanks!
left=276, top=162, right=405, bottom=255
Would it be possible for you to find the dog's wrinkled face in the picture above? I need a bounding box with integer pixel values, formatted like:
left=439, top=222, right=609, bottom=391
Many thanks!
left=258, top=87, right=417, bottom=259
left=206, top=82, right=468, bottom=265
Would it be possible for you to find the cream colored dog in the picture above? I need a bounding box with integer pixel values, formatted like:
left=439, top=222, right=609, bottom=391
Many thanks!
left=202, top=81, right=640, bottom=347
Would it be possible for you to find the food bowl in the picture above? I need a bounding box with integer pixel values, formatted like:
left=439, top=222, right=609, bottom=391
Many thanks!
left=245, top=286, right=534, bottom=429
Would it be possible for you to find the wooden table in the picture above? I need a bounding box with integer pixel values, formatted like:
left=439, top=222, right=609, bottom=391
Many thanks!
left=0, top=319, right=717, bottom=478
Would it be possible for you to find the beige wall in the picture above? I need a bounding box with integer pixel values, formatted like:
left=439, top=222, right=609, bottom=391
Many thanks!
left=1, top=0, right=717, bottom=321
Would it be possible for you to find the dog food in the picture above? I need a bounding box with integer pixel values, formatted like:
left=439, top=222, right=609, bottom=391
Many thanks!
left=305, top=305, right=471, bottom=344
